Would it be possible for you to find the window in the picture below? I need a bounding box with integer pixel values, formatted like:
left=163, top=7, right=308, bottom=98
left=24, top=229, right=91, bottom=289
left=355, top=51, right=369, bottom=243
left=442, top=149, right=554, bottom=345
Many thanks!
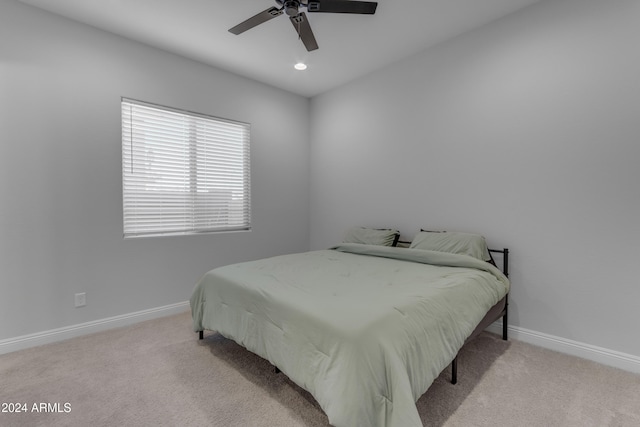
left=121, top=98, right=251, bottom=238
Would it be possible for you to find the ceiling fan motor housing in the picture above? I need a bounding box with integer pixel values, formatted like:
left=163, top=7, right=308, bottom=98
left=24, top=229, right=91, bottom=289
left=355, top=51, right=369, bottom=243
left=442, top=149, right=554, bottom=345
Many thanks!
left=277, top=0, right=301, bottom=16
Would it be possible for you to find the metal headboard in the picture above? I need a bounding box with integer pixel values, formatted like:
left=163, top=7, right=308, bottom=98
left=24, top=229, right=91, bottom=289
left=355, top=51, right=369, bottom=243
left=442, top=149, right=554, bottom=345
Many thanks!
left=489, top=248, right=509, bottom=277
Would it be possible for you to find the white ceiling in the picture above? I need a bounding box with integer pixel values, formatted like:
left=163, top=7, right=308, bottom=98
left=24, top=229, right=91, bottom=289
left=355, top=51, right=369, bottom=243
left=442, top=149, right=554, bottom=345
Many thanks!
left=19, top=0, right=540, bottom=98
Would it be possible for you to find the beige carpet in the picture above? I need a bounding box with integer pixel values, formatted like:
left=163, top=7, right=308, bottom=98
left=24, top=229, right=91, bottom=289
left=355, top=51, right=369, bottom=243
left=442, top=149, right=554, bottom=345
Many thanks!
left=1, top=311, right=639, bottom=427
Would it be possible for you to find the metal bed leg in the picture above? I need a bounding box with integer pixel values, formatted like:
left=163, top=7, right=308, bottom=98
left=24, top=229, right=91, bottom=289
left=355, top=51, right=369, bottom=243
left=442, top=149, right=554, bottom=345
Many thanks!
left=451, top=356, right=457, bottom=384
left=502, top=308, right=508, bottom=341
left=503, top=248, right=509, bottom=342
left=199, top=330, right=203, bottom=340
left=501, top=248, right=510, bottom=342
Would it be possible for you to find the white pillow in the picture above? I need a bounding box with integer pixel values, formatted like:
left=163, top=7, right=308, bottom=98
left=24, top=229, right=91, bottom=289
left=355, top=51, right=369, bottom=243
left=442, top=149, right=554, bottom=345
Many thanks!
left=343, top=227, right=400, bottom=247
left=410, top=231, right=491, bottom=261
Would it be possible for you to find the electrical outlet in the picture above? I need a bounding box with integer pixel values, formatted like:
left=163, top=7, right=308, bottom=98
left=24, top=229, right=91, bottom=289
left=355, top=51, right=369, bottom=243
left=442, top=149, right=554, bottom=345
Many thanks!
left=74, top=292, right=86, bottom=308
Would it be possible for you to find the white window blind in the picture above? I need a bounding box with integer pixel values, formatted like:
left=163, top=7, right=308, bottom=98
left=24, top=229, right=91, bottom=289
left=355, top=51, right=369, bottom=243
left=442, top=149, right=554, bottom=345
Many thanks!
left=122, top=98, right=251, bottom=238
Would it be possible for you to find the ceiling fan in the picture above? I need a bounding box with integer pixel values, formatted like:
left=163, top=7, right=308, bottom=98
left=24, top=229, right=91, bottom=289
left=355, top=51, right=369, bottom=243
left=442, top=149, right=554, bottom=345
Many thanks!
left=229, top=0, right=378, bottom=52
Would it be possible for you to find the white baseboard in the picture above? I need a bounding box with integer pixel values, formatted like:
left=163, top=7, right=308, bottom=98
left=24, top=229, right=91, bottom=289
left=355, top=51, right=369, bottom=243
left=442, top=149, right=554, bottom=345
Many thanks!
left=486, top=321, right=640, bottom=374
left=0, top=301, right=190, bottom=355
left=3, top=305, right=639, bottom=375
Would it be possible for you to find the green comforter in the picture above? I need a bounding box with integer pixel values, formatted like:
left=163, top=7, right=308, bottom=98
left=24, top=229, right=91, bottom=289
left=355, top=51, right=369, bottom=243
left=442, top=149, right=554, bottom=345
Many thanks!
left=190, top=243, right=509, bottom=427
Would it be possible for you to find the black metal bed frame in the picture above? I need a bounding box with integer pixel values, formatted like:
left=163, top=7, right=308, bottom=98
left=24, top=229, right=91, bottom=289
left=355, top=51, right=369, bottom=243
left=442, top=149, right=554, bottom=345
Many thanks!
left=451, top=247, right=509, bottom=384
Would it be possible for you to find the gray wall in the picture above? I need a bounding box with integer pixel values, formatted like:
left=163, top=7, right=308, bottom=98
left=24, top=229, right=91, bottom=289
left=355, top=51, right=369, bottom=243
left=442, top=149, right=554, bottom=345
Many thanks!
left=0, top=1, right=310, bottom=340
left=310, top=0, right=640, bottom=357
left=3, top=0, right=639, bottom=362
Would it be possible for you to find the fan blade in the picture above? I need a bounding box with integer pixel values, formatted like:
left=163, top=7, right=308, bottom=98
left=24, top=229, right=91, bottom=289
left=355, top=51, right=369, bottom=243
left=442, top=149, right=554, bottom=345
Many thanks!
left=229, top=7, right=283, bottom=35
left=307, top=0, right=377, bottom=14
left=290, top=12, right=318, bottom=51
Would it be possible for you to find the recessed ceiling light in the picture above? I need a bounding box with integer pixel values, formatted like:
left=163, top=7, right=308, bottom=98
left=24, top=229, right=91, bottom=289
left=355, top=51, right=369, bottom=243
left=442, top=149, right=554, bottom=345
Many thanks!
left=294, top=62, right=307, bottom=71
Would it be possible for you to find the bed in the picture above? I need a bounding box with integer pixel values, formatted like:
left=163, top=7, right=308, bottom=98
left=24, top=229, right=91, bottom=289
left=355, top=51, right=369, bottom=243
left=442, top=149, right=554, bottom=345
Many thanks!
left=190, top=230, right=510, bottom=427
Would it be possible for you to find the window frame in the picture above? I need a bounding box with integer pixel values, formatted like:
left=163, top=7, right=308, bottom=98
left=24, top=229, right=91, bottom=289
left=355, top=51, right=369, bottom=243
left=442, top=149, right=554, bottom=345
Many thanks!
left=121, top=98, right=251, bottom=239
